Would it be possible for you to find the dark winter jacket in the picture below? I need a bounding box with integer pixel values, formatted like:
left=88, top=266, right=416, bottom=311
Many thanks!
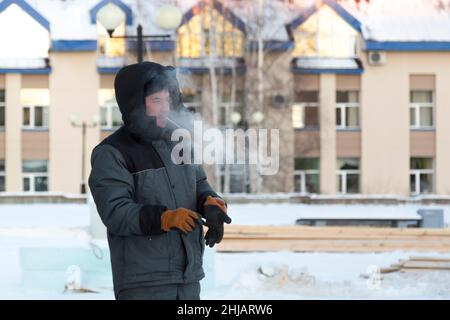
left=88, top=62, right=219, bottom=299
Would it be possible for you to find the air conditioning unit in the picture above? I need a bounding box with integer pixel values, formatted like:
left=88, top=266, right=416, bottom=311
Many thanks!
left=368, top=51, right=387, bottom=65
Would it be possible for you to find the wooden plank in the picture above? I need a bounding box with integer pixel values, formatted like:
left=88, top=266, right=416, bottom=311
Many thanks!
left=215, top=225, right=450, bottom=253
left=217, top=239, right=450, bottom=253
left=223, top=234, right=449, bottom=241
left=224, top=225, right=450, bottom=237
left=400, top=268, right=450, bottom=273
left=409, top=256, right=450, bottom=263
left=401, top=261, right=450, bottom=270
left=379, top=267, right=401, bottom=274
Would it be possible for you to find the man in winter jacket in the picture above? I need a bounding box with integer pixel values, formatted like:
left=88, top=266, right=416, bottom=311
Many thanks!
left=88, top=61, right=231, bottom=300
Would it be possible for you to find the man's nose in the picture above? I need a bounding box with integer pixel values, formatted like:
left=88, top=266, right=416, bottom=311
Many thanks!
left=162, top=101, right=170, bottom=113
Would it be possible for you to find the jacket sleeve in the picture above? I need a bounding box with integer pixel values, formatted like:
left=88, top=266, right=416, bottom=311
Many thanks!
left=88, top=144, right=166, bottom=237
left=195, top=165, right=223, bottom=216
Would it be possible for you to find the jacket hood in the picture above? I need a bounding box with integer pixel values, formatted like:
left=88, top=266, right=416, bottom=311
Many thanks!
left=114, top=61, right=183, bottom=144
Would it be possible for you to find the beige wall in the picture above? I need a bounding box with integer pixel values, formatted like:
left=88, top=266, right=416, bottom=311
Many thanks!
left=22, top=74, right=49, bottom=88
left=22, top=131, right=49, bottom=159
left=100, top=130, right=114, bottom=141
left=410, top=131, right=435, bottom=157
left=361, top=52, right=450, bottom=195
left=100, top=74, right=115, bottom=89
left=337, top=131, right=361, bottom=157
left=295, top=130, right=320, bottom=157
left=319, top=74, right=336, bottom=194
left=435, top=69, right=450, bottom=194
left=0, top=132, right=5, bottom=159
left=5, top=74, right=22, bottom=191
left=294, top=74, right=320, bottom=92
left=361, top=54, right=409, bottom=195
left=49, top=52, right=100, bottom=194
left=336, top=74, right=361, bottom=91
left=0, top=75, right=4, bottom=160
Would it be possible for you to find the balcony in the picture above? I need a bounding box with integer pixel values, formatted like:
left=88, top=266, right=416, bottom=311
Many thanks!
left=96, top=56, right=127, bottom=74
left=177, top=57, right=246, bottom=75
left=291, top=57, right=363, bottom=74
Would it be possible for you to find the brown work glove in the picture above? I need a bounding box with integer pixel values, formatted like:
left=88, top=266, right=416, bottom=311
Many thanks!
left=161, top=208, right=200, bottom=234
left=204, top=196, right=228, bottom=213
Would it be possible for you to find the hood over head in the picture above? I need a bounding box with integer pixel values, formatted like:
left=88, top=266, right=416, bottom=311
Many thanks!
left=114, top=61, right=184, bottom=144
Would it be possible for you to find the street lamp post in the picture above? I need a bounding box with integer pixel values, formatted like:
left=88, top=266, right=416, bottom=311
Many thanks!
left=96, top=4, right=182, bottom=63
left=70, top=115, right=99, bottom=194
left=112, top=25, right=171, bottom=63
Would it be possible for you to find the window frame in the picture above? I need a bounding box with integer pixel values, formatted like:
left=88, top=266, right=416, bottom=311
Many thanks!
left=100, top=101, right=122, bottom=130
left=294, top=168, right=320, bottom=194
left=219, top=164, right=248, bottom=194
left=0, top=102, right=4, bottom=129
left=0, top=159, right=5, bottom=192
left=336, top=102, right=360, bottom=129
left=409, top=91, right=434, bottom=129
left=336, top=158, right=360, bottom=194
left=22, top=160, right=48, bottom=193
left=292, top=102, right=320, bottom=129
left=410, top=157, right=434, bottom=195
left=294, top=158, right=320, bottom=194
left=22, top=105, right=49, bottom=129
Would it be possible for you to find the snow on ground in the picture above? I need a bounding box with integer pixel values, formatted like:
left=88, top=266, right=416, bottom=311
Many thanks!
left=1, top=203, right=450, bottom=299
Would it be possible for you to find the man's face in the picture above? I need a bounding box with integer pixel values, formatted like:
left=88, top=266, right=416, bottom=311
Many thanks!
left=145, top=89, right=170, bottom=128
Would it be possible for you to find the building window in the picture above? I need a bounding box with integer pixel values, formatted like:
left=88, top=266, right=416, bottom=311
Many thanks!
left=22, top=106, right=49, bottom=128
left=21, top=89, right=49, bottom=129
left=336, top=90, right=359, bottom=129
left=182, top=87, right=202, bottom=113
left=22, top=160, right=48, bottom=192
left=219, top=90, right=244, bottom=128
left=293, top=5, right=358, bottom=58
left=337, top=158, right=360, bottom=194
left=177, top=6, right=244, bottom=58
left=0, top=89, right=4, bottom=128
left=219, top=164, right=248, bottom=193
left=294, top=158, right=320, bottom=193
left=0, top=159, right=5, bottom=192
left=410, top=157, right=434, bottom=194
left=292, top=91, right=319, bottom=129
left=410, top=91, right=433, bottom=129
left=99, top=89, right=122, bottom=129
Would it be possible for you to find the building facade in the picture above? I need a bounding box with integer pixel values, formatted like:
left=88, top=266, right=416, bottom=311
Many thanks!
left=0, top=0, right=449, bottom=196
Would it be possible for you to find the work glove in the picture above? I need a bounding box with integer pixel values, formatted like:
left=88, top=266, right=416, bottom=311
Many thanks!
left=203, top=196, right=232, bottom=248
left=161, top=208, right=200, bottom=234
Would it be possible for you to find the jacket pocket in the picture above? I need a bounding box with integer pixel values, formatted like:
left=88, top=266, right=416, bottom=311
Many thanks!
left=133, top=168, right=175, bottom=208
left=124, top=234, right=170, bottom=277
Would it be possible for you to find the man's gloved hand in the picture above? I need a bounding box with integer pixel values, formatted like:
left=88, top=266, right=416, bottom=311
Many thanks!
left=161, top=208, right=200, bottom=234
left=203, top=196, right=232, bottom=248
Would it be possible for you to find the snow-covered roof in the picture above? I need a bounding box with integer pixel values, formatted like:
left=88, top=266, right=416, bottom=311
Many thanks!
left=292, top=57, right=362, bottom=74
left=338, top=0, right=450, bottom=42
left=27, top=0, right=97, bottom=40
left=0, top=57, right=48, bottom=68
left=1, top=0, right=450, bottom=45
left=295, top=57, right=359, bottom=69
